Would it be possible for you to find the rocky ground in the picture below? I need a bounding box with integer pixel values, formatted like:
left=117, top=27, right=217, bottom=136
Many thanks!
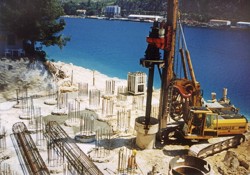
left=0, top=58, right=250, bottom=175
left=205, top=131, right=250, bottom=175
left=0, top=57, right=56, bottom=102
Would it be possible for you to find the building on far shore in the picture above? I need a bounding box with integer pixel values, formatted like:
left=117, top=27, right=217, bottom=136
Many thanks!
left=128, top=14, right=164, bottom=22
left=76, top=9, right=86, bottom=17
left=209, top=19, right=231, bottom=27
left=104, top=5, right=121, bottom=18
left=236, top=21, right=250, bottom=29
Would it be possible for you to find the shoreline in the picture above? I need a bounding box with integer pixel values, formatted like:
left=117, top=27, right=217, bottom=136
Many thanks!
left=62, top=15, right=250, bottom=31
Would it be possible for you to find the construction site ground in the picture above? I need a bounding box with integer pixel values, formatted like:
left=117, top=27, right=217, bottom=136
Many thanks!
left=0, top=59, right=250, bottom=175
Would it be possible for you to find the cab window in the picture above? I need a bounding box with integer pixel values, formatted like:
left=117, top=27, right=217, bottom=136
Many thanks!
left=206, top=115, right=212, bottom=128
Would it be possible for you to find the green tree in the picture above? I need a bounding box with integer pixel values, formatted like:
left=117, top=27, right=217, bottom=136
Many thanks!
left=63, top=1, right=78, bottom=15
left=0, top=0, right=70, bottom=56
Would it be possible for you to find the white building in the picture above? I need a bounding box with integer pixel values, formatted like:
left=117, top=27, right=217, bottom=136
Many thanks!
left=76, top=9, right=86, bottom=17
left=104, top=5, right=121, bottom=17
left=236, top=21, right=250, bottom=29
left=128, top=14, right=164, bottom=22
left=127, top=72, right=146, bottom=95
left=209, top=19, right=231, bottom=27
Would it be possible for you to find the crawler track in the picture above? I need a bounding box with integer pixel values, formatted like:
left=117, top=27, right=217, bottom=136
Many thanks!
left=12, top=122, right=50, bottom=175
left=45, top=121, right=103, bottom=175
left=189, top=134, right=246, bottom=158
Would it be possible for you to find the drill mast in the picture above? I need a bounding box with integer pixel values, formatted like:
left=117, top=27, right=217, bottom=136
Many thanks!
left=158, top=0, right=179, bottom=130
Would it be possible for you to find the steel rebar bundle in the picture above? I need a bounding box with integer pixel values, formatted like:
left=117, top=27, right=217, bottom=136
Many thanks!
left=105, top=80, right=115, bottom=95
left=12, top=122, right=50, bottom=175
left=78, top=82, right=88, bottom=97
left=117, top=108, right=131, bottom=132
left=89, top=89, right=101, bottom=108
left=0, top=163, right=20, bottom=175
left=0, top=118, right=7, bottom=150
left=45, top=121, right=103, bottom=175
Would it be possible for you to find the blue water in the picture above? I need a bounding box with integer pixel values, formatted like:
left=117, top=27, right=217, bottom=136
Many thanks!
left=44, top=18, right=250, bottom=119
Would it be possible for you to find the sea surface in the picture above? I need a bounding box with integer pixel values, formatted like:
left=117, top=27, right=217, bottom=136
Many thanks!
left=44, top=17, right=250, bottom=119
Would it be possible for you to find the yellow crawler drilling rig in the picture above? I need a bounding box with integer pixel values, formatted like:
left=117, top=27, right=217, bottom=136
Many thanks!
left=140, top=0, right=248, bottom=157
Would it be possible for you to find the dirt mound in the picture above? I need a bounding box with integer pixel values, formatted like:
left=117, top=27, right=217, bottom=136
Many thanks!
left=207, top=133, right=250, bottom=175
left=0, top=58, right=56, bottom=102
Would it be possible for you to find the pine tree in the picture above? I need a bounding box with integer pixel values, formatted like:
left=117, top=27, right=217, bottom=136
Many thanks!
left=0, top=0, right=70, bottom=56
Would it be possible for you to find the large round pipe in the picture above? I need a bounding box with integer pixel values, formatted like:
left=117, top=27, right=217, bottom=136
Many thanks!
left=169, top=156, right=211, bottom=175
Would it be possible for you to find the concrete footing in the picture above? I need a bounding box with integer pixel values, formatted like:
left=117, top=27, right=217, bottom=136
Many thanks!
left=134, top=116, right=159, bottom=149
left=75, top=133, right=96, bottom=143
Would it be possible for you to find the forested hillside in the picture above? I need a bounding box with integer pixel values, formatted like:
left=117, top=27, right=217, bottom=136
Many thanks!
left=180, top=0, right=250, bottom=22
left=115, top=0, right=250, bottom=22
left=114, top=0, right=167, bottom=16
left=62, top=0, right=250, bottom=22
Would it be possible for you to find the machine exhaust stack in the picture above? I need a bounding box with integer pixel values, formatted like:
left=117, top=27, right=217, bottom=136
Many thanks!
left=211, top=92, right=216, bottom=101
left=223, top=88, right=228, bottom=102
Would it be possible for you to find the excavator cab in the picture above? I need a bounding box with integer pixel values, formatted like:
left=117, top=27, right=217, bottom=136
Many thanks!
left=182, top=107, right=219, bottom=140
left=182, top=106, right=248, bottom=140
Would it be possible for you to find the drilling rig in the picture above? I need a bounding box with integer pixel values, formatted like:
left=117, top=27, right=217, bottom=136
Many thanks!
left=139, top=0, right=248, bottom=156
